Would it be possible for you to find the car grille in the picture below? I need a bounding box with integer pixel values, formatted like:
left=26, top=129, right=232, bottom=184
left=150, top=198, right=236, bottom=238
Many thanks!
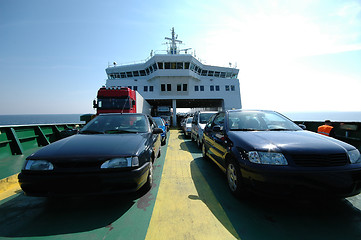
left=54, top=161, right=102, bottom=169
left=291, top=153, right=349, bottom=167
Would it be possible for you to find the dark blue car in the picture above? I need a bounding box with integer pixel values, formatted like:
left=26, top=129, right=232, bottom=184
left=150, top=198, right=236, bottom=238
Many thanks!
left=18, top=113, right=163, bottom=197
left=202, top=110, right=361, bottom=198
left=153, top=117, right=167, bottom=146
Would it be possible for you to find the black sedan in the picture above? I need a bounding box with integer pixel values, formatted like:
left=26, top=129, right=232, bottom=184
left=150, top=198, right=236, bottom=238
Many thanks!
left=18, top=113, right=163, bottom=197
left=202, top=110, right=361, bottom=198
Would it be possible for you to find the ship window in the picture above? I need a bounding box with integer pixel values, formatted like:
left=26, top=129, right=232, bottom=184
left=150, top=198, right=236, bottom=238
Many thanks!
left=176, top=62, right=183, bottom=69
left=220, top=72, right=226, bottom=78
left=225, top=85, right=230, bottom=91
left=133, top=71, right=139, bottom=77
left=121, top=72, right=126, bottom=78
left=157, top=62, right=164, bottom=69
left=167, top=84, right=171, bottom=91
left=201, top=70, right=207, bottom=76
left=190, top=63, right=195, bottom=71
left=210, top=85, right=214, bottom=91
left=150, top=86, right=154, bottom=92
left=161, top=84, right=166, bottom=91
left=149, top=67, right=153, bottom=73
left=109, top=74, right=114, bottom=79
left=232, top=73, right=237, bottom=79
left=177, top=84, right=181, bottom=91
left=145, top=68, right=150, bottom=75
left=231, top=85, right=235, bottom=91
left=171, top=62, right=176, bottom=69
left=214, top=72, right=220, bottom=77
left=226, top=72, right=231, bottom=78
left=197, top=67, right=202, bottom=74
left=200, top=86, right=204, bottom=91
left=144, top=86, right=148, bottom=92
left=164, top=62, right=170, bottom=69
left=152, top=63, right=157, bottom=70
left=133, top=86, right=138, bottom=91
left=208, top=71, right=214, bottom=76
left=216, top=85, right=220, bottom=91
left=139, top=70, right=146, bottom=76
left=195, top=86, right=199, bottom=91
left=183, top=84, right=187, bottom=91
left=128, top=86, right=132, bottom=89
left=185, top=62, right=190, bottom=69
left=126, top=72, right=133, bottom=77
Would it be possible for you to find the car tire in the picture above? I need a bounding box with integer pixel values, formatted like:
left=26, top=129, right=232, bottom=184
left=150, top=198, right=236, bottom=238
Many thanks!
left=144, top=161, right=153, bottom=191
left=202, top=143, right=209, bottom=160
left=226, top=158, right=244, bottom=197
left=196, top=136, right=202, bottom=149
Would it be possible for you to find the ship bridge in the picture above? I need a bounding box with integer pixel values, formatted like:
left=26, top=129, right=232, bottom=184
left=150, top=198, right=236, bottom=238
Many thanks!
left=105, top=28, right=241, bottom=125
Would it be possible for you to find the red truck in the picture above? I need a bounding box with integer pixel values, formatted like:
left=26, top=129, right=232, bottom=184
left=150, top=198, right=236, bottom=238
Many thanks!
left=93, top=87, right=152, bottom=115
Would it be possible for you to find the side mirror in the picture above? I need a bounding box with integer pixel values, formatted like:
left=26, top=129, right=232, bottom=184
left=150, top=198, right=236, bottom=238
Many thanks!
left=212, top=125, right=222, bottom=132
left=153, top=128, right=164, bottom=134
left=298, top=124, right=306, bottom=130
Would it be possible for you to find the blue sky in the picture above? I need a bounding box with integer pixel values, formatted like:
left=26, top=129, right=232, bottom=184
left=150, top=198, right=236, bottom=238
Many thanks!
left=1, top=0, right=360, bottom=114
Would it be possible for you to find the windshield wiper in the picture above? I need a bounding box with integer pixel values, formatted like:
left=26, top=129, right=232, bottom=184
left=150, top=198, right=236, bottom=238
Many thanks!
left=267, top=128, right=293, bottom=131
left=231, top=128, right=259, bottom=131
left=79, top=130, right=104, bottom=134
left=104, top=129, right=134, bottom=134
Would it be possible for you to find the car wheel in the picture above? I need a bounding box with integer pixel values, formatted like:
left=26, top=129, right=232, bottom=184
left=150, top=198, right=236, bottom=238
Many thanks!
left=202, top=143, right=209, bottom=160
left=226, top=159, right=244, bottom=197
left=144, top=161, right=153, bottom=191
left=196, top=136, right=201, bottom=149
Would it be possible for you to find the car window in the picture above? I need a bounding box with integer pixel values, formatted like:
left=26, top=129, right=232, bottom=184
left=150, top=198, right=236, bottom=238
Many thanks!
left=199, top=112, right=216, bottom=124
left=205, top=114, right=216, bottom=128
left=80, top=114, right=149, bottom=133
left=213, top=113, right=225, bottom=127
left=228, top=111, right=301, bottom=131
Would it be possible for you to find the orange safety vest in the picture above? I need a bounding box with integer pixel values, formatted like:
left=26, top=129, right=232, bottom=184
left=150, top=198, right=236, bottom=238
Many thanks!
left=317, top=125, right=334, bottom=136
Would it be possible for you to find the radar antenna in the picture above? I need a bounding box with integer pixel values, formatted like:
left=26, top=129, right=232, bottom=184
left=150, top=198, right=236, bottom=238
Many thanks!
left=164, top=27, right=183, bottom=54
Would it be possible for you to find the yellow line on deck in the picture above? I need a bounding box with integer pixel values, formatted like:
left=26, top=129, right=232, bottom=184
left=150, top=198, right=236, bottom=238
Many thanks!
left=0, top=173, right=21, bottom=201
left=145, top=130, right=239, bottom=240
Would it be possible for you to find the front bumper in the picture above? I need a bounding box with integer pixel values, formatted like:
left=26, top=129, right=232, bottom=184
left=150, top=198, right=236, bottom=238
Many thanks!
left=240, top=164, right=361, bottom=198
left=18, top=162, right=150, bottom=197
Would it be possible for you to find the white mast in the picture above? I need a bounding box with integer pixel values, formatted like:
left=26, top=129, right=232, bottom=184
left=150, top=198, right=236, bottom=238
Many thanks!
left=164, top=27, right=182, bottom=54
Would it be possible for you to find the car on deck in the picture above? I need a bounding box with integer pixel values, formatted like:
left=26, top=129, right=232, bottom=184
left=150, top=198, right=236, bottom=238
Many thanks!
left=18, top=113, right=163, bottom=197
left=153, top=117, right=167, bottom=145
left=202, top=109, right=361, bottom=199
left=182, top=117, right=193, bottom=138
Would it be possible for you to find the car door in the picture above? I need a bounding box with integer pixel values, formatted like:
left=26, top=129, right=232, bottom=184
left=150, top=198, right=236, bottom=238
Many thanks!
left=206, top=113, right=227, bottom=169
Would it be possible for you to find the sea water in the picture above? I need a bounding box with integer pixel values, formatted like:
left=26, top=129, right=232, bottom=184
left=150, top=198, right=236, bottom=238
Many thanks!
left=0, top=112, right=360, bottom=126
left=0, top=114, right=85, bottom=126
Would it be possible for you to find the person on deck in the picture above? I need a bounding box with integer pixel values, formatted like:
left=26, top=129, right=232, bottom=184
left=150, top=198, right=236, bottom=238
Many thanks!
left=317, top=120, right=335, bottom=137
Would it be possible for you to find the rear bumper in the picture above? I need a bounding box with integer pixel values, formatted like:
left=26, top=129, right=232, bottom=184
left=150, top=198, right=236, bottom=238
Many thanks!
left=18, top=162, right=150, bottom=197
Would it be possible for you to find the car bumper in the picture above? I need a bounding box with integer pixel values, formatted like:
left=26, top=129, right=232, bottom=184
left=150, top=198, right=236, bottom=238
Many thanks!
left=240, top=164, right=361, bottom=198
left=18, top=162, right=150, bottom=197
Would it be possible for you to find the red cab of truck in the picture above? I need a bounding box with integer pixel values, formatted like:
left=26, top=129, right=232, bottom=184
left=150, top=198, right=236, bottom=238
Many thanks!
left=93, top=87, right=151, bottom=115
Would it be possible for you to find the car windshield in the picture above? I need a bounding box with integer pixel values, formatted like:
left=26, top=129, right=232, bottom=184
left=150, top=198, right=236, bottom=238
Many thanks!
left=154, top=118, right=164, bottom=126
left=187, top=117, right=193, bottom=123
left=80, top=114, right=148, bottom=134
left=228, top=111, right=301, bottom=131
left=200, top=113, right=215, bottom=124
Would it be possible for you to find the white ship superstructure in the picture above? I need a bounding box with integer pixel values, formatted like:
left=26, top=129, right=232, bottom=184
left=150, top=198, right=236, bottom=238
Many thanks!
left=105, top=28, right=241, bottom=125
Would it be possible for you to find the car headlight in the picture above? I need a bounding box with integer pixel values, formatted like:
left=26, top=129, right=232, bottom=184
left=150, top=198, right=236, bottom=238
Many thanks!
left=101, top=157, right=139, bottom=168
left=248, top=151, right=288, bottom=165
left=24, top=160, right=54, bottom=170
left=348, top=149, right=361, bottom=164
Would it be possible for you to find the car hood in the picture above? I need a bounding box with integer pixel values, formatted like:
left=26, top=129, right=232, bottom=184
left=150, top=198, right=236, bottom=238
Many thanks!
left=228, top=130, right=354, bottom=154
left=28, top=133, right=150, bottom=160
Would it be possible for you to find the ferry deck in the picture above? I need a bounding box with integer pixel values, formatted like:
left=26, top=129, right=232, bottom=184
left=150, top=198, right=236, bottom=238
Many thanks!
left=1, top=129, right=361, bottom=240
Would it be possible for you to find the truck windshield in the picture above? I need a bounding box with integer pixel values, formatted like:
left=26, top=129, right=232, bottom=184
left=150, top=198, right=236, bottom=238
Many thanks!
left=98, top=98, right=131, bottom=110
